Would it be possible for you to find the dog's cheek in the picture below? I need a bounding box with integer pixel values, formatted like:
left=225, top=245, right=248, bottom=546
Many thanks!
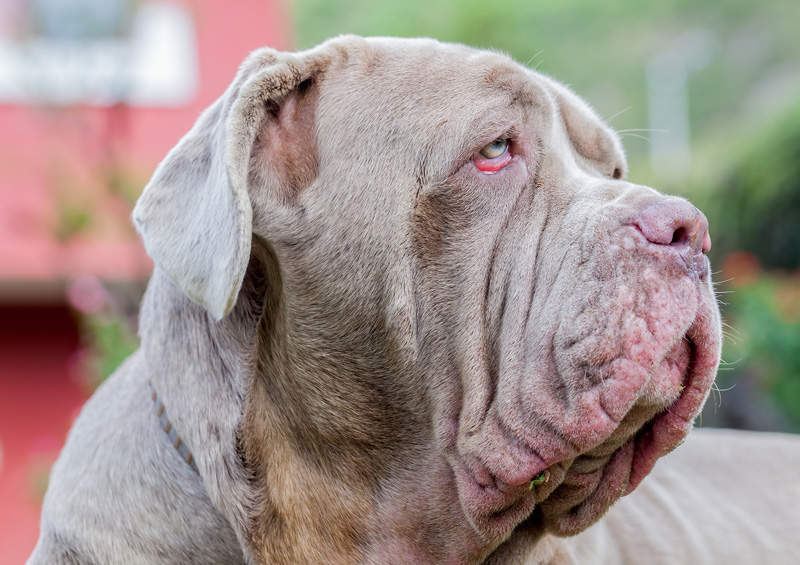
left=445, top=158, right=528, bottom=216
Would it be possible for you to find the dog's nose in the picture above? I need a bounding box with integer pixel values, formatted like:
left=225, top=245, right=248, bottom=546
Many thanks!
left=633, top=199, right=711, bottom=254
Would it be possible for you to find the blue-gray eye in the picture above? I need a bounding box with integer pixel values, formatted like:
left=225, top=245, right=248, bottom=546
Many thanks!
left=479, top=138, right=509, bottom=159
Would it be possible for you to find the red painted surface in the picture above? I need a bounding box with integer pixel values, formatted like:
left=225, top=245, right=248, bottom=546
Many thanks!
left=0, top=1, right=289, bottom=561
left=0, top=306, right=86, bottom=563
left=0, top=0, right=289, bottom=282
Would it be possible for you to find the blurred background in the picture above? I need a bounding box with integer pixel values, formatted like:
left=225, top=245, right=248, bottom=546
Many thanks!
left=0, top=0, right=798, bottom=561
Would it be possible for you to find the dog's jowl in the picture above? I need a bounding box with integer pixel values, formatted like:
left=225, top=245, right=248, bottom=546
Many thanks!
left=30, top=36, right=726, bottom=565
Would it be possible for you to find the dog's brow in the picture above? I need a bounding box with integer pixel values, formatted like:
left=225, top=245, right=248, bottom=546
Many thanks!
left=414, top=119, right=451, bottom=198
left=483, top=64, right=543, bottom=110
left=454, top=109, right=521, bottom=165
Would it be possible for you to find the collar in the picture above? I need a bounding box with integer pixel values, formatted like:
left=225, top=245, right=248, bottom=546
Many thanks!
left=148, top=380, right=199, bottom=474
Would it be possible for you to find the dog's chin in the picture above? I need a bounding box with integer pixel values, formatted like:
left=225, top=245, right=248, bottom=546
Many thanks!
left=453, top=306, right=719, bottom=541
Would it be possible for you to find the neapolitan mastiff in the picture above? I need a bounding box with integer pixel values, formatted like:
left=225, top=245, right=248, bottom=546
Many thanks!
left=30, top=36, right=800, bottom=564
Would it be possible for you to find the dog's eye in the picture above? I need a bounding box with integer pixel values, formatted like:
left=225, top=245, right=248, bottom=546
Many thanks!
left=474, top=138, right=512, bottom=174
left=479, top=138, right=508, bottom=159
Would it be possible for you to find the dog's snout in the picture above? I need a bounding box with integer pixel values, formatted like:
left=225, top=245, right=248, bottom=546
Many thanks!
left=632, top=200, right=711, bottom=254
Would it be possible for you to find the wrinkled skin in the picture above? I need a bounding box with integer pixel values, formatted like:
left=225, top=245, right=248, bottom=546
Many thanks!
left=32, top=36, right=720, bottom=565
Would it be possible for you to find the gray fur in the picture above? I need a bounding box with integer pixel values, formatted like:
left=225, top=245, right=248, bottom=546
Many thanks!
left=30, top=352, right=244, bottom=564
left=30, top=36, right=796, bottom=564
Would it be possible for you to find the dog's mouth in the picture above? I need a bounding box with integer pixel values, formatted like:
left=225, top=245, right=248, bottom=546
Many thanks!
left=538, top=331, right=697, bottom=536
left=452, top=299, right=719, bottom=540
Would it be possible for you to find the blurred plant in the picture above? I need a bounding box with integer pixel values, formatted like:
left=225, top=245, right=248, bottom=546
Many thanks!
left=66, top=275, right=110, bottom=314
left=53, top=198, right=93, bottom=242
left=703, top=104, right=800, bottom=271
left=24, top=278, right=140, bottom=505
left=295, top=0, right=800, bottom=172
left=717, top=254, right=800, bottom=430
left=81, top=314, right=139, bottom=388
left=66, top=276, right=140, bottom=392
left=685, top=97, right=800, bottom=432
left=104, top=160, right=148, bottom=206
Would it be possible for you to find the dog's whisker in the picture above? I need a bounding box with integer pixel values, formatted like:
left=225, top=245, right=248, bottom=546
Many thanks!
left=35, top=35, right=779, bottom=565
left=524, top=49, right=545, bottom=68
left=616, top=128, right=667, bottom=134
left=718, top=355, right=744, bottom=367
left=618, top=132, right=651, bottom=142
left=712, top=382, right=736, bottom=393
left=605, top=106, right=632, bottom=123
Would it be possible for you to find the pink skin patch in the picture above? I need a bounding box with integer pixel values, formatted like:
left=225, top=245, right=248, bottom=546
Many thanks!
left=624, top=299, right=719, bottom=493
left=451, top=218, right=720, bottom=540
left=473, top=146, right=512, bottom=174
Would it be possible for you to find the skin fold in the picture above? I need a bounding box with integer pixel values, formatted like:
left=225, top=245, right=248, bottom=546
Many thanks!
left=30, top=36, right=725, bottom=564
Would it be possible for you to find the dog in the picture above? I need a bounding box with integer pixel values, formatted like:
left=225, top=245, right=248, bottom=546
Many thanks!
left=29, top=36, right=800, bottom=564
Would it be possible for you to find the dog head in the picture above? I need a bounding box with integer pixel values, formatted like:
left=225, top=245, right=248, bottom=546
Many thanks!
left=134, top=36, right=721, bottom=562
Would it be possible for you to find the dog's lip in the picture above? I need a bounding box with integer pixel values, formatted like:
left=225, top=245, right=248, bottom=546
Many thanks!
left=544, top=306, right=719, bottom=535
left=451, top=411, right=571, bottom=540
left=454, top=295, right=719, bottom=537
left=451, top=454, right=541, bottom=538
left=625, top=303, right=718, bottom=492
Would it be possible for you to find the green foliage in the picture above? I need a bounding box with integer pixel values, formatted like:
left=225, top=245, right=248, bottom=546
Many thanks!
left=105, top=161, right=149, bottom=206
left=54, top=200, right=92, bottom=241
left=81, top=313, right=139, bottom=389
left=703, top=105, right=800, bottom=271
left=721, top=276, right=800, bottom=429
left=696, top=103, right=800, bottom=429
left=293, top=0, right=800, bottom=168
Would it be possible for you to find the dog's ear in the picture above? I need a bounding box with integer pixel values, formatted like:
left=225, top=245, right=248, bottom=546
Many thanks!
left=133, top=47, right=329, bottom=320
left=544, top=78, right=628, bottom=180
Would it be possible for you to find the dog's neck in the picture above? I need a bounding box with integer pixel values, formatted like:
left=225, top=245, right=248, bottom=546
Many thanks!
left=139, top=265, right=262, bottom=558
left=140, top=254, right=538, bottom=564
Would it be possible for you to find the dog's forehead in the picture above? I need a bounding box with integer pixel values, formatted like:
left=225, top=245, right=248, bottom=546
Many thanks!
left=314, top=36, right=558, bottom=175
left=347, top=36, right=550, bottom=107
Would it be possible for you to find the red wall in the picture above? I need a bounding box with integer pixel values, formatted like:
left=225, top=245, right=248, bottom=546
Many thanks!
left=0, top=1, right=289, bottom=561
left=0, top=306, right=85, bottom=563
left=0, top=0, right=290, bottom=282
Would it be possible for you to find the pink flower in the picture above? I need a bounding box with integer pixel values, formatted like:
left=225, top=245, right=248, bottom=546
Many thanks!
left=66, top=276, right=109, bottom=314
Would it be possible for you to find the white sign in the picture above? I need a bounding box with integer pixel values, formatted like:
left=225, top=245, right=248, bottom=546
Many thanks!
left=0, top=2, right=197, bottom=107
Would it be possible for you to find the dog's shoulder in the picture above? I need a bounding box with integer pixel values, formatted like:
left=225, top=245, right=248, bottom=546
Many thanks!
left=29, top=352, right=244, bottom=565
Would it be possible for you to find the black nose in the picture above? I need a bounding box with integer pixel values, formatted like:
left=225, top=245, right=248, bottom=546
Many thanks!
left=633, top=199, right=711, bottom=254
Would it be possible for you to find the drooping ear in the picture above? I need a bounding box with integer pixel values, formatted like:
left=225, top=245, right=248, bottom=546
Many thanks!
left=133, top=47, right=329, bottom=320
left=543, top=77, right=628, bottom=180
